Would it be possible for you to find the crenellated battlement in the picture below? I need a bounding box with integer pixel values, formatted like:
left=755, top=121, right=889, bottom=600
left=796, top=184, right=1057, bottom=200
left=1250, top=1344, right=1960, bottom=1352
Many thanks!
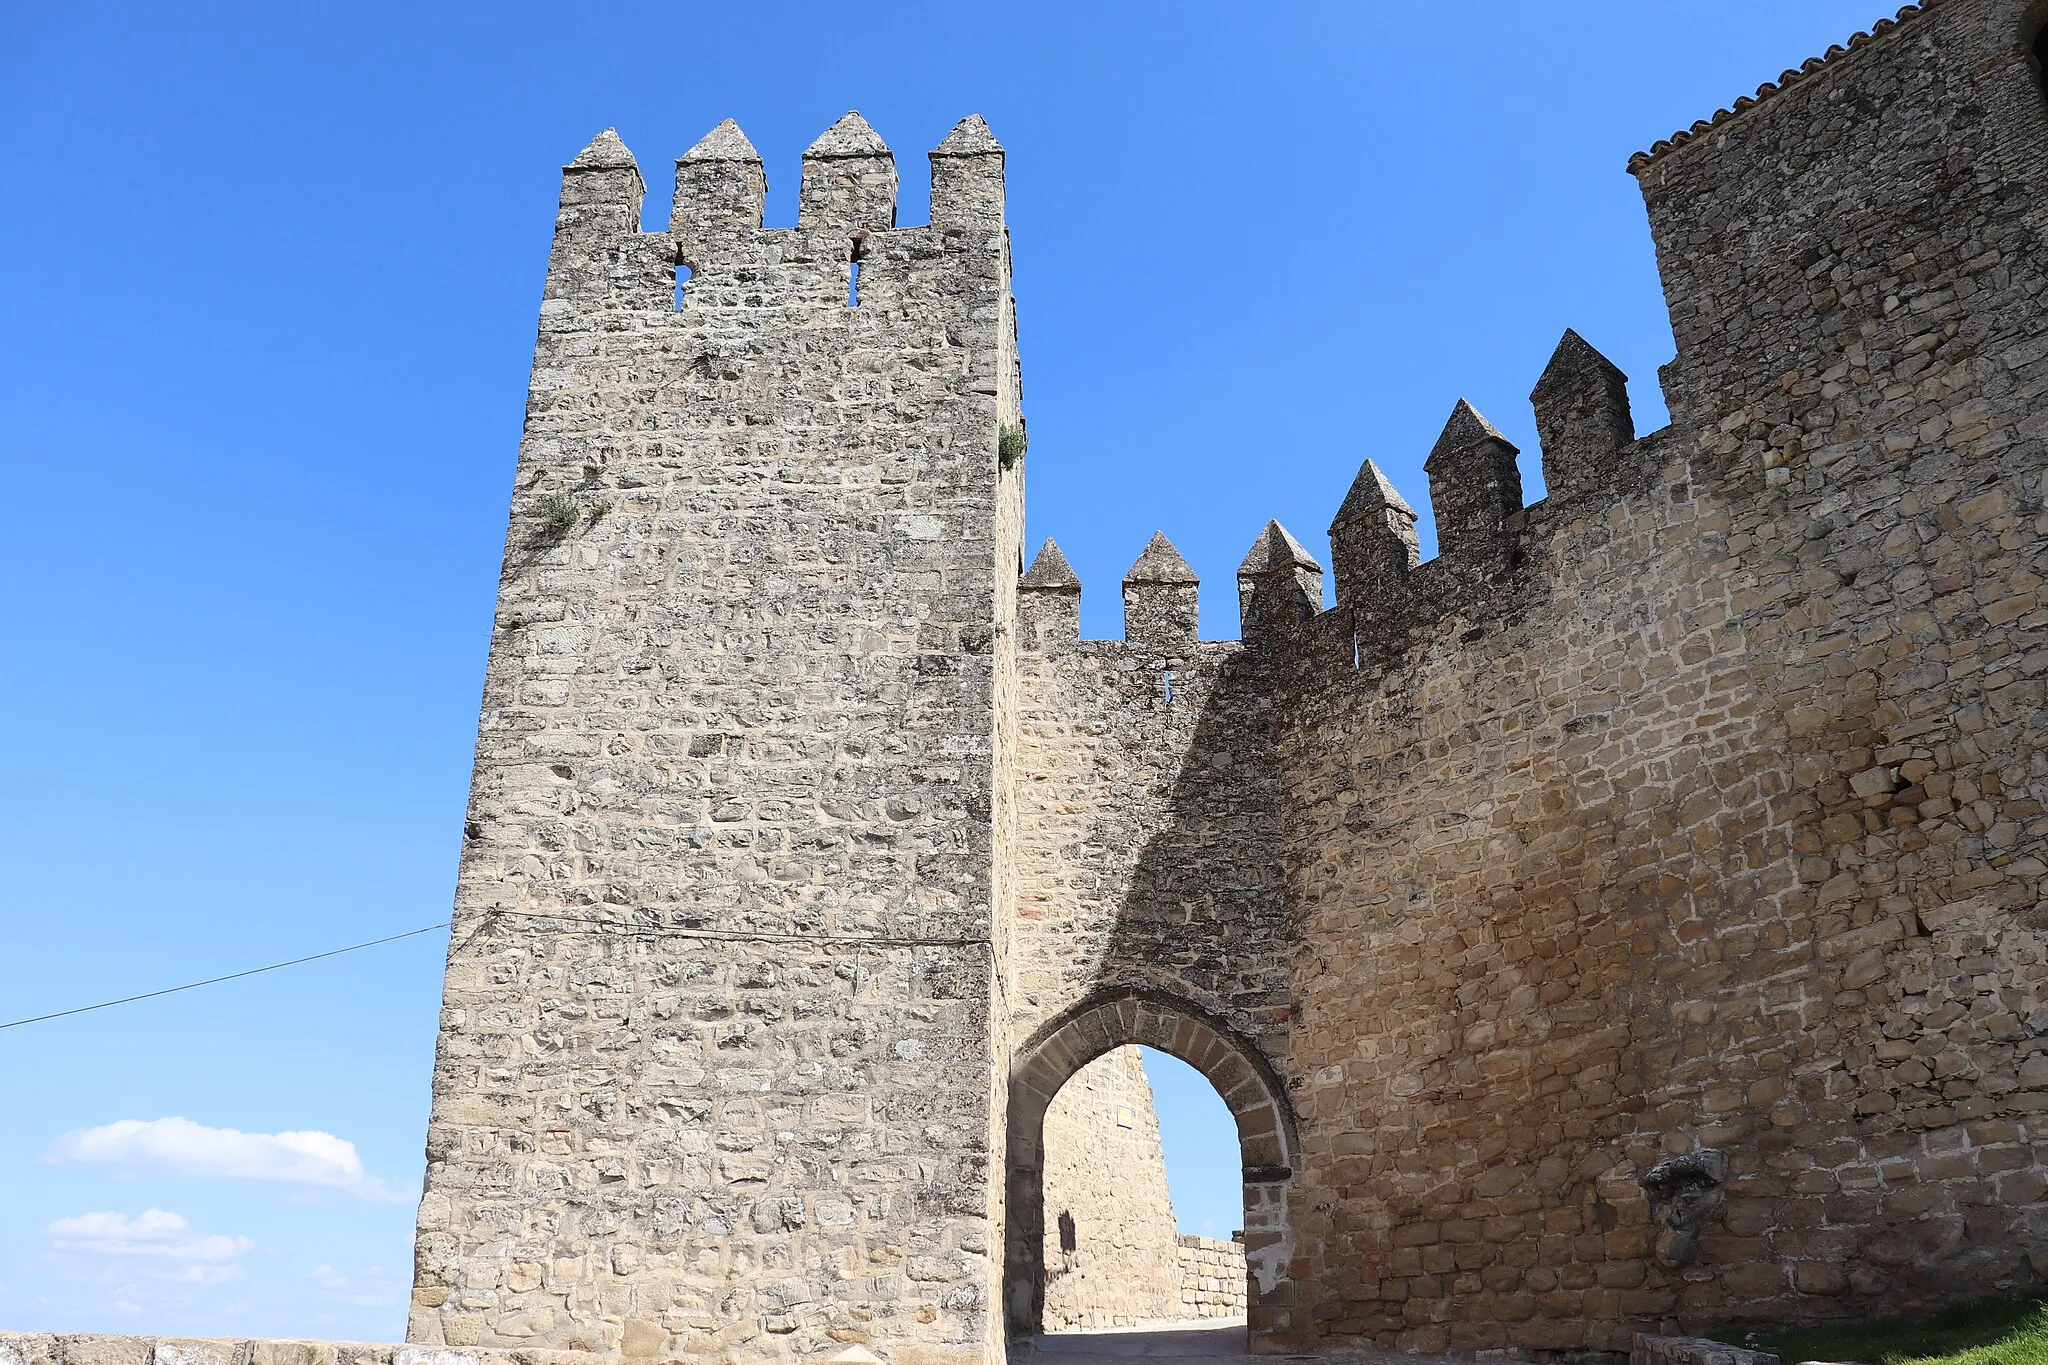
left=545, top=112, right=1007, bottom=320
left=1299, top=327, right=1651, bottom=669
left=1019, top=327, right=1659, bottom=677
left=418, top=3, right=2048, bottom=1355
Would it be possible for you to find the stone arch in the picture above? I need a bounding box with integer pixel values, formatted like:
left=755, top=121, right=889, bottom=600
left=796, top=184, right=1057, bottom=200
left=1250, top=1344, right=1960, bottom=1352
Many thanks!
left=1002, top=992, right=1301, bottom=1350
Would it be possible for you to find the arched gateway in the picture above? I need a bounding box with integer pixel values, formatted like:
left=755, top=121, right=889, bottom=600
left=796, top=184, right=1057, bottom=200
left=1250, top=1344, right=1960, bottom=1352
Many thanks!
left=400, top=17, right=2048, bottom=1356
left=1003, top=994, right=1301, bottom=1351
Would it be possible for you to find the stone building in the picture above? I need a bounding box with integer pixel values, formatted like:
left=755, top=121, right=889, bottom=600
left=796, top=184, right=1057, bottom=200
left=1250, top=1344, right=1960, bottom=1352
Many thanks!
left=1038, top=1047, right=1184, bottom=1330
left=400, top=0, right=2048, bottom=1358
left=8, top=5, right=2043, bottom=1365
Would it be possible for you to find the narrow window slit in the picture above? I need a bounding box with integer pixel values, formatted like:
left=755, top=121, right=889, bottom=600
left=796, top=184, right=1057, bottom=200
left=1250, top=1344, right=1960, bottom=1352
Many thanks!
left=1353, top=631, right=1362, bottom=671
left=848, top=232, right=868, bottom=307
left=673, top=261, right=693, bottom=311
left=1163, top=669, right=1174, bottom=702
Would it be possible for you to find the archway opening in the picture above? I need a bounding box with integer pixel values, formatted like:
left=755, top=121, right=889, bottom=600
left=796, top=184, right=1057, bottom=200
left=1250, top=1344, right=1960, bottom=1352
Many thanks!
left=1004, top=996, right=1301, bottom=1353
left=1035, top=1047, right=1244, bottom=1333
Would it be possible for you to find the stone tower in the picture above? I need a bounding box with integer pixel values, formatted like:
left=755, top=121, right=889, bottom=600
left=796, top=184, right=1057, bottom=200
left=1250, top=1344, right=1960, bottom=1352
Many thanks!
left=411, top=3, right=2048, bottom=1361
left=409, top=113, right=1022, bottom=1365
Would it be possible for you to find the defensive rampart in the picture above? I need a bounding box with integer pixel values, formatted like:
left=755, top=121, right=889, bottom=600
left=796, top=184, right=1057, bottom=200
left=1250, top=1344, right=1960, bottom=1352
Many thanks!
left=1256, top=0, right=2047, bottom=1347
left=410, top=113, right=1022, bottom=1365
left=1002, top=0, right=2048, bottom=1351
left=10, top=4, right=2045, bottom=1364
left=1039, top=1048, right=1183, bottom=1329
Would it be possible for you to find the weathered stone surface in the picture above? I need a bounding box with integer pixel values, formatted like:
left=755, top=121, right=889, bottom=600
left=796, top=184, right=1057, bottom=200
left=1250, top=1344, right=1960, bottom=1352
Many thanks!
left=1633, top=1335, right=1782, bottom=1365
left=1277, top=0, right=2048, bottom=1347
left=1040, top=1048, right=1182, bottom=1329
left=413, top=111, right=1021, bottom=1365
left=1640, top=1151, right=1727, bottom=1268
left=1175, top=1237, right=1249, bottom=1320
left=398, top=2, right=2048, bottom=1360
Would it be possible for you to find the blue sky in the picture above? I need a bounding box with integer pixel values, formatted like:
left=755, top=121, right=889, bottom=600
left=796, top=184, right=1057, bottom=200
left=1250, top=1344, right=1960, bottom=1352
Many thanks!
left=0, top=0, right=1889, bottom=1340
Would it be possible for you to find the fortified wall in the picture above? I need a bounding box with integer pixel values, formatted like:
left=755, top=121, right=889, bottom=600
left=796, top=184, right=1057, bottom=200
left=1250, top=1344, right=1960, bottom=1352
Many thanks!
left=1038, top=1047, right=1184, bottom=1329
left=427, top=0, right=2048, bottom=1356
left=1011, top=0, right=2048, bottom=1352
left=1266, top=0, right=2048, bottom=1347
left=4, top=6, right=2043, bottom=1365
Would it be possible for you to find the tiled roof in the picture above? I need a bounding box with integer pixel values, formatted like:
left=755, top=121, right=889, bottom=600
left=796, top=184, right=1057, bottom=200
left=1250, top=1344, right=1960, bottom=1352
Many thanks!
left=1628, top=2, right=1945, bottom=172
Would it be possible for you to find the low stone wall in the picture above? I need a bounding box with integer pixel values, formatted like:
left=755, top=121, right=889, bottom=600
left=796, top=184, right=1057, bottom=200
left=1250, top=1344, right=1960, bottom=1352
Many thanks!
left=1176, top=1235, right=1248, bottom=1318
left=1631, top=1335, right=1783, bottom=1365
left=0, top=1337, right=588, bottom=1365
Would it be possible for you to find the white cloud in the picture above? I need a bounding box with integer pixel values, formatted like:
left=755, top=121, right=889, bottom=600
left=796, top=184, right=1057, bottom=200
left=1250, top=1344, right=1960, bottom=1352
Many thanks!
left=48, top=1117, right=399, bottom=1201
left=44, top=1209, right=255, bottom=1267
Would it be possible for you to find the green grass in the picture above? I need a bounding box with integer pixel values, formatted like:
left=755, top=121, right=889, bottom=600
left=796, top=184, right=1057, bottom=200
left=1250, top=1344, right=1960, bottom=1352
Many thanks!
left=1719, top=1296, right=2048, bottom=1365
left=536, top=491, right=582, bottom=535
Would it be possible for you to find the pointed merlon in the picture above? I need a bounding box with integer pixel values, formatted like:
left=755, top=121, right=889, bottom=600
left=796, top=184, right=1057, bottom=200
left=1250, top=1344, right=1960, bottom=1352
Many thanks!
left=681, top=118, right=763, bottom=164
left=1333, top=458, right=1416, bottom=525
left=1020, top=539, right=1081, bottom=590
left=1531, top=329, right=1633, bottom=500
left=1426, top=399, right=1518, bottom=469
left=1125, top=531, right=1199, bottom=584
left=568, top=127, right=638, bottom=172
left=805, top=111, right=892, bottom=160
left=929, top=114, right=1006, bottom=228
left=1329, top=458, right=1420, bottom=605
left=1532, top=328, right=1628, bottom=396
left=932, top=115, right=1004, bottom=157
left=1238, top=520, right=1322, bottom=578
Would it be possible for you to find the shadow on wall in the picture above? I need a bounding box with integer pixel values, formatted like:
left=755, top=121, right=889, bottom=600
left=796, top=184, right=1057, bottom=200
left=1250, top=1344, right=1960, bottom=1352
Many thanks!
left=1099, top=647, right=1300, bottom=1343
left=1002, top=638, right=1304, bottom=1347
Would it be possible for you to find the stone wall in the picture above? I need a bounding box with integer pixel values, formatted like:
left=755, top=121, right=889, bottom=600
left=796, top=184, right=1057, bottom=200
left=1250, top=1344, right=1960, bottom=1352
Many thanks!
left=1039, top=1048, right=1182, bottom=1329
left=1262, top=0, right=2048, bottom=1351
left=1012, top=552, right=1289, bottom=1061
left=0, top=1334, right=575, bottom=1365
left=410, top=113, right=1022, bottom=1365
left=996, top=1, right=2048, bottom=1354
left=1004, top=540, right=1300, bottom=1343
left=1175, top=1237, right=1247, bottom=1319
left=1631, top=1336, right=1782, bottom=1365
left=402, top=3, right=2048, bottom=1360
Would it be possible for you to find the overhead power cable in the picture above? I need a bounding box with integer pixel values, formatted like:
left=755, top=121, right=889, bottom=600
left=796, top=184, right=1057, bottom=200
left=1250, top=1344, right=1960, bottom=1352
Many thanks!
left=0, top=923, right=450, bottom=1033
left=0, top=907, right=994, bottom=1034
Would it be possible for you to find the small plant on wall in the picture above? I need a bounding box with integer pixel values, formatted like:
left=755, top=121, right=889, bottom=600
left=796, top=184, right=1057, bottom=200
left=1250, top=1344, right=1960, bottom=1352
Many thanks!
left=999, top=422, right=1028, bottom=470
left=534, top=491, right=610, bottom=539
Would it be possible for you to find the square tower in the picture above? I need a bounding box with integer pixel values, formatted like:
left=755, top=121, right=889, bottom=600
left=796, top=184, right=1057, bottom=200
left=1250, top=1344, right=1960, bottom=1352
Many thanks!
left=410, top=114, right=1022, bottom=1365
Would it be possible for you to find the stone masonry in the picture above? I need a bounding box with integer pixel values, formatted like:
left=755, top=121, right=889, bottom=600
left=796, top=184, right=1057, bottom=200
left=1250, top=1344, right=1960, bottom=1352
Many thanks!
left=1039, top=1048, right=1183, bottom=1329
left=1177, top=1238, right=1250, bottom=1320
left=415, top=2, right=2048, bottom=1357
left=8, top=6, right=2048, bottom=1365
left=409, top=113, right=1021, bottom=1365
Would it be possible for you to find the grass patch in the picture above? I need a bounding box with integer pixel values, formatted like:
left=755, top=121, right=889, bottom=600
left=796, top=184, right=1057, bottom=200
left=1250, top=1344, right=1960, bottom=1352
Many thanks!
left=534, top=491, right=609, bottom=537
left=536, top=491, right=582, bottom=535
left=1719, top=1295, right=2048, bottom=1365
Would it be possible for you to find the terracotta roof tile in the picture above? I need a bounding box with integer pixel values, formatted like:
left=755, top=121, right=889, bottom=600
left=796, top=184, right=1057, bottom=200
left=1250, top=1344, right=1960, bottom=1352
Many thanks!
left=1628, top=2, right=1944, bottom=173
